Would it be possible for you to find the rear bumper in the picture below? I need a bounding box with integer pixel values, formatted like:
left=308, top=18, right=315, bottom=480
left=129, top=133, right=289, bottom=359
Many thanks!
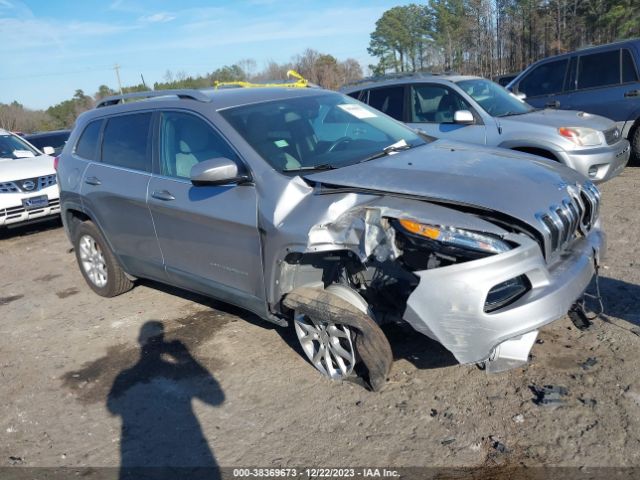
left=559, top=140, right=630, bottom=183
left=403, top=226, right=605, bottom=365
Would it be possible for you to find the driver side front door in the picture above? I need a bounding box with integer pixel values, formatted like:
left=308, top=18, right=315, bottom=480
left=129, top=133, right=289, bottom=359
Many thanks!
left=147, top=110, right=266, bottom=315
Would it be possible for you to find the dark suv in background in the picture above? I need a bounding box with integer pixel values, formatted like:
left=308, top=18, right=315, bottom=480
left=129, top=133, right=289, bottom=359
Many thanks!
left=24, top=129, right=71, bottom=156
left=508, top=39, right=640, bottom=161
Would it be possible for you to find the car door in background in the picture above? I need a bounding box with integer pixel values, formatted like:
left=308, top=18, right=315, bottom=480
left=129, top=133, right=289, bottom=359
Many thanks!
left=513, top=58, right=570, bottom=109
left=562, top=48, right=640, bottom=126
left=147, top=111, right=265, bottom=312
left=406, top=83, right=486, bottom=144
left=79, top=112, right=163, bottom=279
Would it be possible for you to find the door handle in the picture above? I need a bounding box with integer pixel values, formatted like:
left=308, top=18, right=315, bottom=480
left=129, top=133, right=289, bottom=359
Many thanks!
left=84, top=176, right=101, bottom=186
left=545, top=100, right=560, bottom=108
left=151, top=190, right=175, bottom=201
left=624, top=89, right=640, bottom=98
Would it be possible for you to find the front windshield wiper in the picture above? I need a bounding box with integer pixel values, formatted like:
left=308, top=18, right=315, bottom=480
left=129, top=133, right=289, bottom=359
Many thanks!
left=496, top=110, right=532, bottom=117
left=283, top=163, right=337, bottom=172
left=358, top=139, right=412, bottom=164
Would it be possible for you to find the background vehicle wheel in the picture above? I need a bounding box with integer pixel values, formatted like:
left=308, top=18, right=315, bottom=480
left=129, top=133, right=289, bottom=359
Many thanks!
left=293, top=285, right=368, bottom=380
left=631, top=125, right=640, bottom=165
left=73, top=221, right=133, bottom=297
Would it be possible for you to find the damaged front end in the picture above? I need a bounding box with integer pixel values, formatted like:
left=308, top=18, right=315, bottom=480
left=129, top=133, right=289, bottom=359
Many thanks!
left=279, top=193, right=605, bottom=384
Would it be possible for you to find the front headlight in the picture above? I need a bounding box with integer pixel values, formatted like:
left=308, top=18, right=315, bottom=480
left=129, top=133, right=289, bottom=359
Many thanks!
left=558, top=127, right=603, bottom=146
left=398, top=219, right=510, bottom=255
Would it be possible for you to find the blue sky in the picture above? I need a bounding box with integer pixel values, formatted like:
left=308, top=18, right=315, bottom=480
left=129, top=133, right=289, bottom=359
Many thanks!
left=0, top=0, right=413, bottom=110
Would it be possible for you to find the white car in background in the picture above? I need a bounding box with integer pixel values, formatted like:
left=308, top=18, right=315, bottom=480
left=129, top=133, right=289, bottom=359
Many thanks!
left=0, top=129, right=60, bottom=228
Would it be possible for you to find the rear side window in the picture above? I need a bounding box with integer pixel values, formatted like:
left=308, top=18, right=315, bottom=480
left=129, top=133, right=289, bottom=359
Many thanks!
left=102, top=113, right=152, bottom=172
left=622, top=49, right=639, bottom=83
left=578, top=50, right=620, bottom=89
left=75, top=120, right=102, bottom=160
left=518, top=59, right=568, bottom=97
left=367, top=86, right=404, bottom=120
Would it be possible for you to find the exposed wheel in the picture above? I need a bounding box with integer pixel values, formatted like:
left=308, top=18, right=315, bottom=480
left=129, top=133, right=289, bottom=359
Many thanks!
left=293, top=285, right=368, bottom=380
left=631, top=124, right=640, bottom=164
left=74, top=221, right=133, bottom=297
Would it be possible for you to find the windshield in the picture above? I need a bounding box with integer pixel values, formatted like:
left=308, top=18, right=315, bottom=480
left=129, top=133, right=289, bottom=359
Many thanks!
left=0, top=133, right=41, bottom=159
left=456, top=79, right=533, bottom=117
left=220, top=92, right=426, bottom=173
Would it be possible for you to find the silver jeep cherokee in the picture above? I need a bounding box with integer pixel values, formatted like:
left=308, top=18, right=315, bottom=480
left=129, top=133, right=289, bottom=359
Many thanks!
left=58, top=88, right=605, bottom=390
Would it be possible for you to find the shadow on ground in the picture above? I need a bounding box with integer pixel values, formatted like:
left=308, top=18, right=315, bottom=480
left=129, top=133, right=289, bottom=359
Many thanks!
left=594, top=276, right=640, bottom=325
left=0, top=217, right=61, bottom=240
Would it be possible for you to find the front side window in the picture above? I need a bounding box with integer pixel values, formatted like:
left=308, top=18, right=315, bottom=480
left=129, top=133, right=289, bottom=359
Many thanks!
left=75, top=121, right=102, bottom=160
left=411, top=84, right=474, bottom=123
left=159, top=112, right=237, bottom=179
left=518, top=59, right=568, bottom=97
left=578, top=50, right=620, bottom=89
left=220, top=93, right=425, bottom=173
left=101, top=113, right=152, bottom=172
left=367, top=86, right=404, bottom=120
left=0, top=133, right=40, bottom=159
left=456, top=79, right=533, bottom=117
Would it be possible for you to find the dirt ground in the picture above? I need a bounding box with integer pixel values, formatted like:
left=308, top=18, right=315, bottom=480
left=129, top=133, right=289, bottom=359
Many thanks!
left=1, top=166, right=639, bottom=476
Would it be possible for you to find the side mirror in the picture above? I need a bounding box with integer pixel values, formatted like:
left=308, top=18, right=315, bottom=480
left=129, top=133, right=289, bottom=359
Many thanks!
left=514, top=92, right=527, bottom=101
left=42, top=146, right=55, bottom=155
left=453, top=110, right=475, bottom=125
left=190, top=157, right=250, bottom=186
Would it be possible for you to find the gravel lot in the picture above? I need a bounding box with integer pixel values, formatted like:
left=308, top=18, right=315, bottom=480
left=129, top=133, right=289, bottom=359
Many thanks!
left=1, top=166, right=639, bottom=475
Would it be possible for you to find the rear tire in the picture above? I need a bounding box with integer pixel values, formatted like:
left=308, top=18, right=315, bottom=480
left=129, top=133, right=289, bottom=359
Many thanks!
left=73, top=221, right=133, bottom=297
left=630, top=125, right=640, bottom=165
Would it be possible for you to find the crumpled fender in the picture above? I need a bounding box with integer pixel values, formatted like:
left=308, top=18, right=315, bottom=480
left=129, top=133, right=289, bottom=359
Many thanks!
left=283, top=286, right=392, bottom=391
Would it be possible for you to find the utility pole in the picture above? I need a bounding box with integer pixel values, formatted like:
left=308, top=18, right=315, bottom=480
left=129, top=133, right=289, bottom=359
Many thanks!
left=114, top=64, right=123, bottom=96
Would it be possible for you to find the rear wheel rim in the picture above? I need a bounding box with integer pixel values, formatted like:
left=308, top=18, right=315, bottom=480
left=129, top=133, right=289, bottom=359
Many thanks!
left=294, top=314, right=356, bottom=379
left=79, top=234, right=107, bottom=288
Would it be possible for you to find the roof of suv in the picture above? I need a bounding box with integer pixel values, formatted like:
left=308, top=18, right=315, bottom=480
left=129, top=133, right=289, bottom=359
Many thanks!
left=524, top=38, right=640, bottom=66
left=340, top=74, right=482, bottom=93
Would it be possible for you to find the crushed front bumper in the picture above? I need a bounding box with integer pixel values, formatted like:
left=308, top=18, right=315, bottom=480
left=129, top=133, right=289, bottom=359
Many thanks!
left=403, top=227, right=605, bottom=367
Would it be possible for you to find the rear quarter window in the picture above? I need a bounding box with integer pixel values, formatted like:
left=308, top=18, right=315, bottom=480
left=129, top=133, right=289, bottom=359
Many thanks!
left=622, top=49, right=639, bottom=83
left=75, top=120, right=102, bottom=160
left=101, top=113, right=152, bottom=172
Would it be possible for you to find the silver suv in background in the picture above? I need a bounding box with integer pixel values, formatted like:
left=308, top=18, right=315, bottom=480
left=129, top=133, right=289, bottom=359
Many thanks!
left=58, top=88, right=605, bottom=390
left=343, top=74, right=629, bottom=183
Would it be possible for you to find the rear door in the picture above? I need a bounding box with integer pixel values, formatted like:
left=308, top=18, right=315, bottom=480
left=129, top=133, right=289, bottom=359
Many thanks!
left=147, top=110, right=265, bottom=311
left=563, top=48, right=640, bottom=124
left=406, top=83, right=486, bottom=144
left=80, top=111, right=164, bottom=279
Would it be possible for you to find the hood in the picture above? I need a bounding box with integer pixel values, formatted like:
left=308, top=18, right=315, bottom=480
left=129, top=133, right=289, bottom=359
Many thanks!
left=499, top=109, right=615, bottom=131
left=0, top=155, right=55, bottom=182
left=304, top=140, right=588, bottom=230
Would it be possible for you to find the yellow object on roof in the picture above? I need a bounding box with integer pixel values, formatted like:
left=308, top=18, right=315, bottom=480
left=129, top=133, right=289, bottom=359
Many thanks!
left=213, top=70, right=309, bottom=89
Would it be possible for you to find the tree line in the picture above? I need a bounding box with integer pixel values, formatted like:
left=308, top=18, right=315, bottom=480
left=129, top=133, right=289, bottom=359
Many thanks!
left=368, top=1, right=639, bottom=77
left=0, top=48, right=363, bottom=133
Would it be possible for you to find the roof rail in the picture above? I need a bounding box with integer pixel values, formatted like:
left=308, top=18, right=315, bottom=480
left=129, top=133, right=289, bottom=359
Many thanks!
left=95, top=89, right=212, bottom=108
left=343, top=70, right=459, bottom=88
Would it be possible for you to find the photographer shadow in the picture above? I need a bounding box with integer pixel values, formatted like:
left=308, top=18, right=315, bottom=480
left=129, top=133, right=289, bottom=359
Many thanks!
left=107, top=321, right=224, bottom=480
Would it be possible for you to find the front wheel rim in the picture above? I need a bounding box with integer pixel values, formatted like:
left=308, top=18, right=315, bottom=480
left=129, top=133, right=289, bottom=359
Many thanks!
left=294, top=313, right=356, bottom=379
left=79, top=234, right=108, bottom=288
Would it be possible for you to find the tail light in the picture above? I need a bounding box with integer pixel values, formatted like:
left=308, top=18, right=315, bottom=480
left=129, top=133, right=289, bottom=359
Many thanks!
left=53, top=156, right=60, bottom=171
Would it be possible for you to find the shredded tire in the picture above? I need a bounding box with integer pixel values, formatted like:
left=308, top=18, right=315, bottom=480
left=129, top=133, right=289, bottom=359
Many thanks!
left=284, top=286, right=393, bottom=391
